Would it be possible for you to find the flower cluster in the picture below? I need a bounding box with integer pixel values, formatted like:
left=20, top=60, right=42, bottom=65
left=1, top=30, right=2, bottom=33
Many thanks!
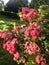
left=0, top=27, right=20, bottom=61
left=22, top=7, right=29, bottom=14
left=13, top=52, right=20, bottom=61
left=3, top=38, right=18, bottom=54
left=21, top=7, right=38, bottom=23
left=0, top=29, right=11, bottom=40
left=3, top=38, right=20, bottom=61
left=0, top=7, right=47, bottom=65
left=21, top=7, right=46, bottom=65
left=35, top=55, right=46, bottom=65
left=24, top=23, right=41, bottom=40
left=24, top=42, right=40, bottom=55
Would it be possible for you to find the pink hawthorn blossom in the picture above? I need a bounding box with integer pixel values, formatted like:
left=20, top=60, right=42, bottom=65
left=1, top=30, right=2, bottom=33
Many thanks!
left=24, top=42, right=40, bottom=55
left=22, top=7, right=29, bottom=14
left=21, top=58, right=26, bottom=63
left=13, top=52, right=20, bottom=61
left=21, top=7, right=38, bottom=23
left=35, top=55, right=46, bottom=65
left=24, top=23, right=41, bottom=40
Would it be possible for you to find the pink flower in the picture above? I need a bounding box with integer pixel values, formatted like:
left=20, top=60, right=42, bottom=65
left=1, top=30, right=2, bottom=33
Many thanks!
left=35, top=56, right=46, bottom=65
left=22, top=7, right=29, bottom=14
left=2, top=33, right=8, bottom=40
left=24, top=29, right=29, bottom=39
left=26, top=16, right=33, bottom=23
left=24, top=23, right=41, bottom=40
left=24, top=42, right=40, bottom=55
left=3, top=40, right=10, bottom=49
left=29, top=9, right=38, bottom=18
left=22, top=14, right=27, bottom=19
left=8, top=44, right=16, bottom=54
left=21, top=7, right=38, bottom=23
left=21, top=58, right=26, bottom=63
left=27, top=49, right=33, bottom=55
left=35, top=56, right=41, bottom=64
left=3, top=40, right=16, bottom=54
left=0, top=29, right=12, bottom=40
left=41, top=61, right=46, bottom=65
left=10, top=38, right=18, bottom=45
left=13, top=52, right=20, bottom=61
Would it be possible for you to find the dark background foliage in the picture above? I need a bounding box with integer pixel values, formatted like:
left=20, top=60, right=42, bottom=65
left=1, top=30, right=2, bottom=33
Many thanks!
left=29, top=0, right=49, bottom=9
left=4, top=0, right=28, bottom=12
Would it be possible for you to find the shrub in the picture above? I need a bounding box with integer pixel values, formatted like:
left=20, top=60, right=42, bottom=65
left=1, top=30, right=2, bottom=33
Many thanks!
left=0, top=7, right=49, bottom=65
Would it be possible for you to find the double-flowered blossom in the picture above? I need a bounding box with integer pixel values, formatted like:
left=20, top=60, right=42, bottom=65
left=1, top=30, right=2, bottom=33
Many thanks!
left=21, top=58, right=26, bottom=63
left=35, top=55, right=46, bottom=65
left=3, top=38, right=18, bottom=54
left=10, top=38, right=18, bottom=45
left=21, top=7, right=38, bottom=23
left=24, top=23, right=41, bottom=40
left=13, top=52, right=20, bottom=61
left=0, top=29, right=12, bottom=40
left=3, top=38, right=20, bottom=61
left=0, top=28, right=20, bottom=61
left=24, top=42, right=40, bottom=55
left=26, top=9, right=38, bottom=18
left=22, top=7, right=29, bottom=14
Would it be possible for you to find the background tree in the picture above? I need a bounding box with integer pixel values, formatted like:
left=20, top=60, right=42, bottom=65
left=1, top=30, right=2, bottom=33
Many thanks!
left=5, top=0, right=28, bottom=12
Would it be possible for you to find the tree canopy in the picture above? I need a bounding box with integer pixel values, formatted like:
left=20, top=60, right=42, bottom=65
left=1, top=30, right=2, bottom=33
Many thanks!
left=5, top=0, right=28, bottom=12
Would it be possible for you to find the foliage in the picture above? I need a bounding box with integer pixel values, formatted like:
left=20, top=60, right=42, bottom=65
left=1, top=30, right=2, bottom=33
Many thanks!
left=29, top=0, right=49, bottom=9
left=0, top=11, right=20, bottom=19
left=4, top=0, right=28, bottom=12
